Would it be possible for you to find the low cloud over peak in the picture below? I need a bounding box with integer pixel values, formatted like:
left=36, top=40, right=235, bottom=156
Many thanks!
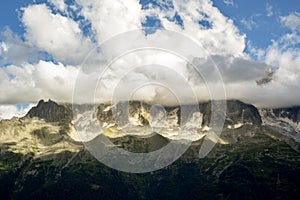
left=0, top=0, right=300, bottom=119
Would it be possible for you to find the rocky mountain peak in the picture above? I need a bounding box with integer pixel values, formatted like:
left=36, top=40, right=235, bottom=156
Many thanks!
left=225, top=100, right=262, bottom=126
left=26, top=99, right=72, bottom=123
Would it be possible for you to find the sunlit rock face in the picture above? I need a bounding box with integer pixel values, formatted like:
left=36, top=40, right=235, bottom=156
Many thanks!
left=14, top=99, right=299, bottom=153
left=0, top=117, right=80, bottom=157
left=14, top=99, right=300, bottom=147
left=94, top=100, right=262, bottom=141
left=19, top=99, right=264, bottom=144
left=0, top=100, right=81, bottom=158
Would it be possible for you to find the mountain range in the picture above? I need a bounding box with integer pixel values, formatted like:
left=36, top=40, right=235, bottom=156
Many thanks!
left=0, top=99, right=299, bottom=199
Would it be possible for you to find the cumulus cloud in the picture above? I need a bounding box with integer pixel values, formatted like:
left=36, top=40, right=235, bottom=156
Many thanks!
left=0, top=0, right=300, bottom=111
left=191, top=55, right=270, bottom=83
left=280, top=12, right=300, bottom=32
left=22, top=4, right=93, bottom=65
left=77, top=0, right=143, bottom=43
left=264, top=43, right=300, bottom=91
left=0, top=28, right=40, bottom=65
left=47, top=0, right=66, bottom=11
left=149, top=0, right=246, bottom=56
left=244, top=11, right=300, bottom=107
left=0, top=61, right=78, bottom=104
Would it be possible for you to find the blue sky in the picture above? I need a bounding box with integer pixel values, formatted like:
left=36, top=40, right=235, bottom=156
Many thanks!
left=0, top=0, right=32, bottom=38
left=0, top=0, right=300, bottom=119
left=213, top=0, right=300, bottom=50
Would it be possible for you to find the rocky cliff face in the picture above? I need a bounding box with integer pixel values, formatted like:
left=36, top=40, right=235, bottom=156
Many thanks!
left=97, top=100, right=262, bottom=129
left=196, top=100, right=262, bottom=128
left=259, top=107, right=300, bottom=146
left=26, top=99, right=72, bottom=123
left=272, top=107, right=300, bottom=123
left=225, top=100, right=262, bottom=126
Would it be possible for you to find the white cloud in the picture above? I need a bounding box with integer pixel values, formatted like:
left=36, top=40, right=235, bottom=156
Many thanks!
left=266, top=3, right=273, bottom=17
left=0, top=42, right=8, bottom=52
left=48, top=0, right=66, bottom=11
left=280, top=12, right=300, bottom=32
left=75, top=0, right=245, bottom=58
left=76, top=0, right=143, bottom=43
left=0, top=104, right=35, bottom=120
left=223, top=0, right=234, bottom=6
left=0, top=0, right=264, bottom=107
left=147, top=0, right=246, bottom=57
left=246, top=16, right=300, bottom=107
left=0, top=28, right=40, bottom=65
left=0, top=61, right=79, bottom=104
left=22, top=4, right=93, bottom=64
left=240, top=18, right=256, bottom=30
left=1, top=0, right=300, bottom=109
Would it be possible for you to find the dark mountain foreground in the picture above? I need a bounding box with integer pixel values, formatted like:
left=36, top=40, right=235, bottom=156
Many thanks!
left=0, top=100, right=299, bottom=199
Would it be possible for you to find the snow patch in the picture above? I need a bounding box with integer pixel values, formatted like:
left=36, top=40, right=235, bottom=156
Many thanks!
left=227, top=123, right=243, bottom=129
